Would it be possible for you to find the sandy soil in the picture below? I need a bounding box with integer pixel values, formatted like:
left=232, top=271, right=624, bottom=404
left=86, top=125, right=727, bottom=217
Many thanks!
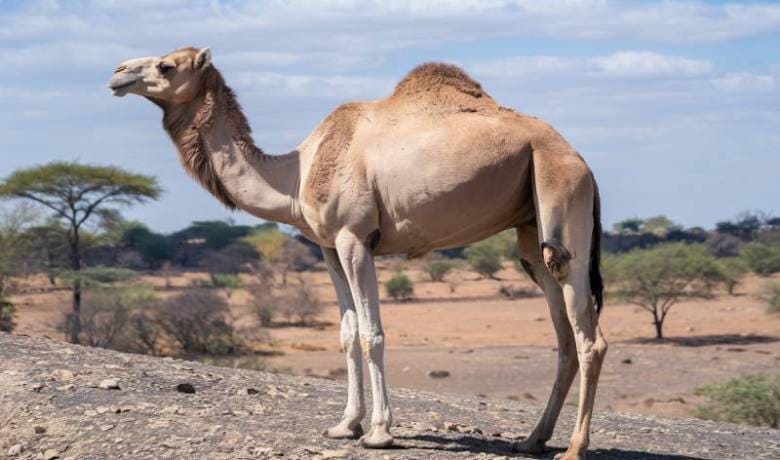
left=9, top=262, right=780, bottom=421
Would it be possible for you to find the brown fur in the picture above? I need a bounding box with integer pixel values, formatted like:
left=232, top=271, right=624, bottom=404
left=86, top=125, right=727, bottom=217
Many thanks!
left=304, top=103, right=361, bottom=203
left=161, top=61, right=262, bottom=210
left=393, top=62, right=484, bottom=98
left=389, top=62, right=497, bottom=114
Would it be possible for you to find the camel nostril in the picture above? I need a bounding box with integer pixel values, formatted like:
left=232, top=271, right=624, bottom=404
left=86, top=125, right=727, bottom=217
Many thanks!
left=114, top=65, right=127, bottom=74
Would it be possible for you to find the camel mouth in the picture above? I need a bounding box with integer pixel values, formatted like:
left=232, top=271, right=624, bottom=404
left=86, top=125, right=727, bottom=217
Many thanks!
left=108, top=74, right=139, bottom=97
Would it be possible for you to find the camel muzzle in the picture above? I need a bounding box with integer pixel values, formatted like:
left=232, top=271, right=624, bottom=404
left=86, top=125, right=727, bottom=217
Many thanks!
left=108, top=73, right=139, bottom=96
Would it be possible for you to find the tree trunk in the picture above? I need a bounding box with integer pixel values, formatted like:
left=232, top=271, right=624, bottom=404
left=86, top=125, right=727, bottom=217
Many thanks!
left=68, top=227, right=82, bottom=344
left=653, top=316, right=664, bottom=340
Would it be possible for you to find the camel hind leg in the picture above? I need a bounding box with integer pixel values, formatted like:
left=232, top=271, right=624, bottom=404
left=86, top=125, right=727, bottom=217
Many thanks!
left=532, top=150, right=607, bottom=460
left=512, top=225, right=579, bottom=455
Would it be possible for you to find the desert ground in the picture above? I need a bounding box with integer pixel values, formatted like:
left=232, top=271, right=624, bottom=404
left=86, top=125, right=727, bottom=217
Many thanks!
left=10, top=260, right=780, bottom=422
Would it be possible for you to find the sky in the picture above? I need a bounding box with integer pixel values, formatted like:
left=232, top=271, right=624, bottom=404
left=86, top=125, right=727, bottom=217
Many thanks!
left=0, top=0, right=778, bottom=233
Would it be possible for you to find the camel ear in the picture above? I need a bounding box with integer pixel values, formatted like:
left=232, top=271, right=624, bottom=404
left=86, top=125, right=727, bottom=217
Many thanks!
left=194, top=47, right=212, bottom=70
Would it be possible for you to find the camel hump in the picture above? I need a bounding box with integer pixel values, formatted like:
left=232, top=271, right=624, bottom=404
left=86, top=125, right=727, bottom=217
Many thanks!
left=392, top=62, right=486, bottom=99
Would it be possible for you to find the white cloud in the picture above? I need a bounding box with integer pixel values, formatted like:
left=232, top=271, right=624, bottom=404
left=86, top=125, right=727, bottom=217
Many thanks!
left=473, top=51, right=713, bottom=80
left=711, top=72, right=777, bottom=92
left=591, top=51, right=712, bottom=78
left=233, top=71, right=395, bottom=99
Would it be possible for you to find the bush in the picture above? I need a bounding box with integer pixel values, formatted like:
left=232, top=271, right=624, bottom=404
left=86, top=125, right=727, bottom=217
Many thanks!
left=740, top=243, right=780, bottom=276
left=72, top=285, right=158, bottom=352
left=425, top=259, right=457, bottom=282
left=211, top=273, right=243, bottom=289
left=0, top=279, right=15, bottom=332
left=59, top=266, right=139, bottom=288
left=464, top=239, right=503, bottom=279
left=706, top=233, right=743, bottom=258
left=200, top=241, right=260, bottom=279
left=763, top=282, right=780, bottom=314
left=385, top=270, right=414, bottom=301
left=693, top=374, right=780, bottom=428
left=156, top=289, right=240, bottom=355
left=250, top=282, right=323, bottom=326
left=716, top=257, right=749, bottom=295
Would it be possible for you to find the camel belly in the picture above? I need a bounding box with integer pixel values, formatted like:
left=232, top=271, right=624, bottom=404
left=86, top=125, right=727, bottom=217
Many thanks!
left=371, top=143, right=534, bottom=257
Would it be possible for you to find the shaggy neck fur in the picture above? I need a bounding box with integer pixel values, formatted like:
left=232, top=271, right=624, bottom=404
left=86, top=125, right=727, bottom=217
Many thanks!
left=157, top=67, right=300, bottom=223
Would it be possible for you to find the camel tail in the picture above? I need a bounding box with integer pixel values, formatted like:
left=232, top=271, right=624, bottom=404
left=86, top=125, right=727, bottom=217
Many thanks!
left=590, top=175, right=604, bottom=315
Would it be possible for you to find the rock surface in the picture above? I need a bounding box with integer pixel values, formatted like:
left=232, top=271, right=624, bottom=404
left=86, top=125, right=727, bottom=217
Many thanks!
left=1, top=333, right=777, bottom=459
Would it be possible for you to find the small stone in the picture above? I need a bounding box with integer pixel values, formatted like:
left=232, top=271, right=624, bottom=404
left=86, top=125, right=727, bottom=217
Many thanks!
left=34, top=425, right=46, bottom=434
left=98, top=378, right=120, bottom=390
left=53, top=369, right=75, bottom=381
left=621, top=358, right=633, bottom=364
left=43, top=448, right=60, bottom=460
left=7, top=444, right=23, bottom=456
left=31, top=382, right=45, bottom=392
left=321, top=450, right=349, bottom=459
left=84, top=410, right=98, bottom=417
left=246, top=388, right=260, bottom=395
left=427, top=370, right=450, bottom=379
left=461, top=425, right=482, bottom=434
left=100, top=424, right=115, bottom=432
left=57, top=384, right=76, bottom=391
left=522, top=392, right=536, bottom=400
left=96, top=406, right=110, bottom=414
left=443, top=421, right=459, bottom=432
left=176, top=383, right=195, bottom=394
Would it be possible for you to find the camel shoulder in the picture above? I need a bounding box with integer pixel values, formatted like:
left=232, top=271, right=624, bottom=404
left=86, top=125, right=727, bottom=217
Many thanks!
left=303, top=102, right=367, bottom=204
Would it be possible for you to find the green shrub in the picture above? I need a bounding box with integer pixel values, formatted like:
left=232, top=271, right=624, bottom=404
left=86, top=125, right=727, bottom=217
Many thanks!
left=211, top=273, right=243, bottom=289
left=425, top=259, right=457, bottom=282
left=693, top=374, right=780, bottom=428
left=385, top=270, right=414, bottom=301
left=0, top=280, right=15, bottom=332
left=60, top=266, right=139, bottom=288
left=464, top=239, right=503, bottom=279
left=763, top=282, right=780, bottom=314
left=715, top=257, right=749, bottom=295
left=740, top=242, right=780, bottom=276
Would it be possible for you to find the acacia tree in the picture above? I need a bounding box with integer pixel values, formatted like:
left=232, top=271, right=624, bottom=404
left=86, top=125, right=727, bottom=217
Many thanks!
left=0, top=162, right=160, bottom=343
left=604, top=243, right=723, bottom=340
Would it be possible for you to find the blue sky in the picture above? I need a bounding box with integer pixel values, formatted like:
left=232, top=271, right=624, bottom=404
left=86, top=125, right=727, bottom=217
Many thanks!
left=1, top=0, right=778, bottom=232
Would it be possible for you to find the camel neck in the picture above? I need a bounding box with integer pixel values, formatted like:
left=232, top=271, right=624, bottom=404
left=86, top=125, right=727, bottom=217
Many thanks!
left=161, top=70, right=302, bottom=225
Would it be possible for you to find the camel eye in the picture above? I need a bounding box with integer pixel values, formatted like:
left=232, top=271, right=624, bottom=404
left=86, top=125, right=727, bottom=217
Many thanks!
left=157, top=62, right=173, bottom=75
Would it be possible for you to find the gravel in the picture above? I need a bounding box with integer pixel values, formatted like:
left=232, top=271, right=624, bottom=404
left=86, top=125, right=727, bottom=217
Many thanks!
left=1, top=332, right=778, bottom=459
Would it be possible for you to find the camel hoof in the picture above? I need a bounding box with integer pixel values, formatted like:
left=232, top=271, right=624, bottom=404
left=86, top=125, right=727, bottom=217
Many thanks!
left=323, top=423, right=364, bottom=440
left=511, top=437, right=546, bottom=454
left=357, top=425, right=394, bottom=449
left=554, top=449, right=585, bottom=460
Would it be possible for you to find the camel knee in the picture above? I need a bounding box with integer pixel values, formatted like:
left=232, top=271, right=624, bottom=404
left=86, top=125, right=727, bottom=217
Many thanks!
left=340, top=310, right=359, bottom=353
left=541, top=240, right=572, bottom=282
left=579, top=333, right=608, bottom=367
left=359, top=331, right=385, bottom=361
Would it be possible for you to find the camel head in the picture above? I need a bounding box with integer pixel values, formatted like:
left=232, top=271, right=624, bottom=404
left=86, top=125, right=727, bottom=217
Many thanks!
left=108, top=47, right=212, bottom=103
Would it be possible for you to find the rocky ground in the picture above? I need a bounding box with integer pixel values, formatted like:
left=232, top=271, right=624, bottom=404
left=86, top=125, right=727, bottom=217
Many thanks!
left=1, top=333, right=778, bottom=460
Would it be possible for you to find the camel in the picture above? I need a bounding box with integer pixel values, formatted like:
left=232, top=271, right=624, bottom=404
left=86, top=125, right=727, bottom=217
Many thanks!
left=108, top=47, right=607, bottom=459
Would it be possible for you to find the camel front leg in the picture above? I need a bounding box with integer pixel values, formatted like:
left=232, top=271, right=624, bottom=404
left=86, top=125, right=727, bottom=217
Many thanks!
left=321, top=247, right=366, bottom=439
left=334, top=231, right=393, bottom=448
